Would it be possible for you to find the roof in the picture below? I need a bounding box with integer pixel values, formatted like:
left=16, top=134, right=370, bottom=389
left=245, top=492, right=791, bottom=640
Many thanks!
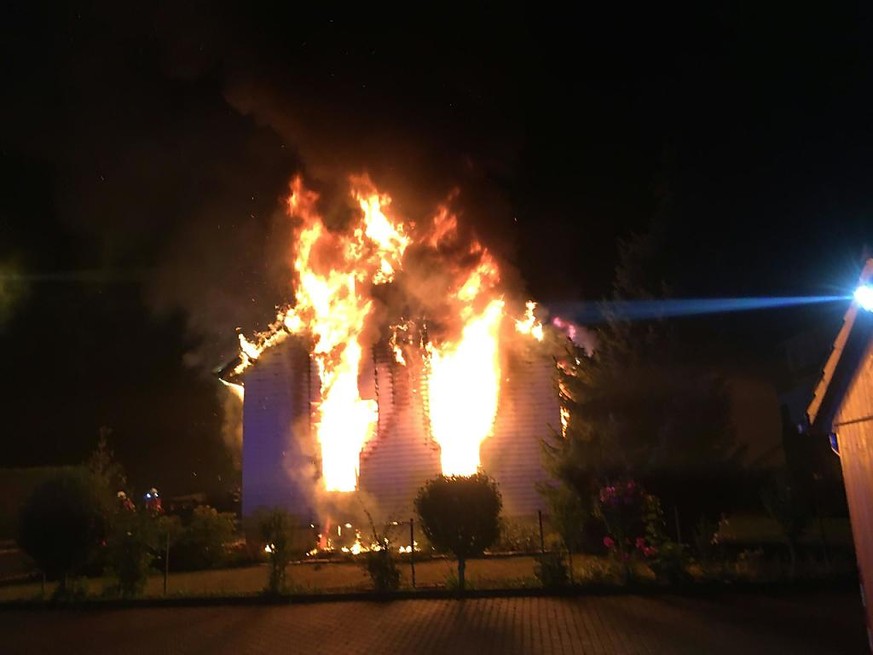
left=807, top=259, right=873, bottom=432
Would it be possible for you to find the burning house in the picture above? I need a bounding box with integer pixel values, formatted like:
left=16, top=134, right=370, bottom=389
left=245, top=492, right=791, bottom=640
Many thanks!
left=220, top=175, right=565, bottom=529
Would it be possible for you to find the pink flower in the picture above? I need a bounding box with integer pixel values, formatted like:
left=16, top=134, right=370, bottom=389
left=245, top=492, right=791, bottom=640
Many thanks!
left=603, top=536, right=615, bottom=549
left=643, top=546, right=657, bottom=558
left=635, top=537, right=646, bottom=549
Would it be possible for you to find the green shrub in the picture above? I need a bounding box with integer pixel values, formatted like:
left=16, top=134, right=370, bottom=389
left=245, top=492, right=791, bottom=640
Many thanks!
left=494, top=518, right=540, bottom=553
left=105, top=509, right=159, bottom=598
left=534, top=551, right=569, bottom=588
left=171, top=506, right=236, bottom=571
left=17, top=469, right=110, bottom=593
left=647, top=540, right=690, bottom=584
left=362, top=545, right=401, bottom=592
left=258, top=508, right=296, bottom=595
left=415, top=473, right=502, bottom=592
left=574, top=556, right=623, bottom=584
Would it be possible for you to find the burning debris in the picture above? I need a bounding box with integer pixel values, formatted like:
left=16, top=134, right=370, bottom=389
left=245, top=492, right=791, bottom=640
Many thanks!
left=226, top=174, right=561, bottom=521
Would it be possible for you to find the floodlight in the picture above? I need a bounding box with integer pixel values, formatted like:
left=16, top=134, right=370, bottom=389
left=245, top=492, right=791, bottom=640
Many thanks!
left=854, top=284, right=873, bottom=311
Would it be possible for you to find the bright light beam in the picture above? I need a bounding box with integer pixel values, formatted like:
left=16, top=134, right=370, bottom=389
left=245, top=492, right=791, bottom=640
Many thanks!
left=547, top=295, right=850, bottom=323
left=855, top=285, right=873, bottom=312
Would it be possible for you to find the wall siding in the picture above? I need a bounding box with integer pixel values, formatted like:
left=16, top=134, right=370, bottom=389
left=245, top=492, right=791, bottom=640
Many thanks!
left=241, top=337, right=317, bottom=519
left=833, top=343, right=873, bottom=648
left=243, top=337, right=560, bottom=522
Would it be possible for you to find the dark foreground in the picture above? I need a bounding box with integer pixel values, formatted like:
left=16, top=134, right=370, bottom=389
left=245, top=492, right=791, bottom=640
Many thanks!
left=1, top=591, right=867, bottom=654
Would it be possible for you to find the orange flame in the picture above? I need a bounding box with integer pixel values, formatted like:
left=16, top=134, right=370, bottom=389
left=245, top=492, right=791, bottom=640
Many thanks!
left=515, top=300, right=544, bottom=341
left=280, top=175, right=409, bottom=491
left=234, top=174, right=547, bottom=490
left=427, top=298, right=504, bottom=475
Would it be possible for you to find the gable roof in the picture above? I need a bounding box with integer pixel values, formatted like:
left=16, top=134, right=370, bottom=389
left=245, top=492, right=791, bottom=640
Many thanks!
left=807, top=259, right=873, bottom=432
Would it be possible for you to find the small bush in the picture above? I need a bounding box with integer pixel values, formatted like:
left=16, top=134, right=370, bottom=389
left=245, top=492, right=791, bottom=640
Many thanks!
left=104, top=510, right=159, bottom=598
left=534, top=551, right=569, bottom=588
left=494, top=518, right=540, bottom=553
left=363, top=545, right=401, bottom=592
left=415, top=473, right=502, bottom=592
left=171, top=506, right=236, bottom=571
left=574, top=556, right=624, bottom=584
left=647, top=540, right=690, bottom=584
left=258, top=508, right=296, bottom=595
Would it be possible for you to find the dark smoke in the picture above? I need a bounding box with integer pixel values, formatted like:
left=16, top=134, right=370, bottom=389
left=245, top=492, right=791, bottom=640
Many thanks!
left=2, top=5, right=530, bottom=368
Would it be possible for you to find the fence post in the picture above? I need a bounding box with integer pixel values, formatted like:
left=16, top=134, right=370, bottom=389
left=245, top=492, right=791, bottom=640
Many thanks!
left=409, top=517, right=416, bottom=588
left=538, top=509, right=545, bottom=553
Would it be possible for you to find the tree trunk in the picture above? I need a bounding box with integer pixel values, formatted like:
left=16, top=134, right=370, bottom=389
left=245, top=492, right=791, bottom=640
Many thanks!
left=458, top=558, right=466, bottom=593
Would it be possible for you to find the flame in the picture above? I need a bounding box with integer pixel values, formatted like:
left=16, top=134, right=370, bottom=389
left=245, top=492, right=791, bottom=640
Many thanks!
left=515, top=300, right=544, bottom=341
left=427, top=298, right=505, bottom=475
left=275, top=175, right=409, bottom=492
left=219, top=378, right=245, bottom=402
left=233, top=174, right=547, bottom=489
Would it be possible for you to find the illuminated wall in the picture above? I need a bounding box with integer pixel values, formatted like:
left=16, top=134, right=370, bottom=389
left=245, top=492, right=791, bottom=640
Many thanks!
left=241, top=337, right=560, bottom=520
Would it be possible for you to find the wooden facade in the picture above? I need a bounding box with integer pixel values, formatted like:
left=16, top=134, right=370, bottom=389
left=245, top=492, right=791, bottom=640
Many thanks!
left=241, top=335, right=560, bottom=522
left=808, top=259, right=873, bottom=651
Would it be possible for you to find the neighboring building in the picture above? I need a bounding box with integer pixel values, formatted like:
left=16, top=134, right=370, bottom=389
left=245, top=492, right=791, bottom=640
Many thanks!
left=807, top=259, right=873, bottom=649
left=232, top=332, right=561, bottom=524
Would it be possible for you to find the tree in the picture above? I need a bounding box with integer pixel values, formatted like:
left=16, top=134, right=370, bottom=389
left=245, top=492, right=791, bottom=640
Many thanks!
left=414, top=473, right=502, bottom=592
left=87, top=426, right=126, bottom=495
left=17, top=469, right=110, bottom=594
left=762, top=469, right=808, bottom=579
left=544, top=223, right=742, bottom=538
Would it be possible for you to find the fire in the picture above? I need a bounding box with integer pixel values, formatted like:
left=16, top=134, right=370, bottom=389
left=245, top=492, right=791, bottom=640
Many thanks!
left=515, top=300, right=544, bottom=341
left=234, top=174, right=549, bottom=490
left=275, top=176, right=414, bottom=492
left=219, top=378, right=245, bottom=402
left=427, top=298, right=504, bottom=475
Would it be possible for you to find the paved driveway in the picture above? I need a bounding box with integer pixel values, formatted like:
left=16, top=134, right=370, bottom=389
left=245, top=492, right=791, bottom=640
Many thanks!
left=1, top=592, right=867, bottom=654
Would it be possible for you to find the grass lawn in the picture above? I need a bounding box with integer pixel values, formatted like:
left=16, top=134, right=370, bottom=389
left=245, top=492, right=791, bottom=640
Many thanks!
left=0, top=555, right=549, bottom=600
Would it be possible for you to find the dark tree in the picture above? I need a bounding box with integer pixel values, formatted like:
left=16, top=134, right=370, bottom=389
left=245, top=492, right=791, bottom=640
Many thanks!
left=544, top=223, right=742, bottom=540
left=87, top=427, right=127, bottom=494
left=17, top=469, right=110, bottom=593
left=414, top=473, right=502, bottom=592
left=762, top=469, right=808, bottom=579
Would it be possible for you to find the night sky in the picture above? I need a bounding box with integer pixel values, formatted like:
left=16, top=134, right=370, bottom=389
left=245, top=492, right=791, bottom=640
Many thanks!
left=1, top=4, right=871, bottom=494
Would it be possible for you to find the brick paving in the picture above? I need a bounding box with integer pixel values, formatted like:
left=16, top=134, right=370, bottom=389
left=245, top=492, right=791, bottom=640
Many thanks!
left=1, top=592, right=867, bottom=654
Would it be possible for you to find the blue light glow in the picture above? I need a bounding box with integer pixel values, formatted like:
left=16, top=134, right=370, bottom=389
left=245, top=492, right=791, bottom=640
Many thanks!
left=855, top=284, right=873, bottom=312
left=547, top=295, right=849, bottom=324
